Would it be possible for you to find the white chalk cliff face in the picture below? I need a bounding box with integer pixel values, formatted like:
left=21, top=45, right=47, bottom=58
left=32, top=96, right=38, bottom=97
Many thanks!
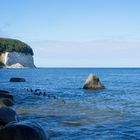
left=0, top=52, right=35, bottom=68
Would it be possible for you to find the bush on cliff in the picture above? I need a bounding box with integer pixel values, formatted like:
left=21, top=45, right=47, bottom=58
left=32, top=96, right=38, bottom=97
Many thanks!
left=0, top=38, right=33, bottom=56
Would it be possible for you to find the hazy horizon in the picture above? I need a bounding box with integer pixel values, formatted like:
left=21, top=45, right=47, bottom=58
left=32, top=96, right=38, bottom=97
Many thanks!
left=29, top=39, right=140, bottom=67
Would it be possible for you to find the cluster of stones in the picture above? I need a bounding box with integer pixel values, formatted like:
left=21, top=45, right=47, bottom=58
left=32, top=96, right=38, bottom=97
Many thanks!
left=0, top=89, right=47, bottom=140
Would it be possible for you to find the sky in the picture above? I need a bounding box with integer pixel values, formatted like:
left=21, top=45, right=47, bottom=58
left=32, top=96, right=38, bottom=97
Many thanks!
left=0, top=0, right=140, bottom=67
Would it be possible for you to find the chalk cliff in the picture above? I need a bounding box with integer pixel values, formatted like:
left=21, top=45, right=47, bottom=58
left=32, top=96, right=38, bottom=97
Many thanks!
left=0, top=38, right=35, bottom=68
left=0, top=52, right=35, bottom=68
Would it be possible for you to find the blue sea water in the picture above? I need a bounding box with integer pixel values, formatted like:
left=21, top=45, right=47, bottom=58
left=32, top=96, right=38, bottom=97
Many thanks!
left=0, top=68, right=140, bottom=139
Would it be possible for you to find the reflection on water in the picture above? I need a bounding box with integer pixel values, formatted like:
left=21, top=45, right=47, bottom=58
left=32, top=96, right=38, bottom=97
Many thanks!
left=1, top=68, right=140, bottom=139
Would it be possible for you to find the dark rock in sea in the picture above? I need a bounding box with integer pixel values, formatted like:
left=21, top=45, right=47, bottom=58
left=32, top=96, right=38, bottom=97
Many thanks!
left=83, top=73, right=105, bottom=90
left=0, top=90, right=10, bottom=94
left=0, top=121, right=48, bottom=140
left=34, top=89, right=41, bottom=92
left=0, top=98, right=14, bottom=107
left=43, top=92, right=46, bottom=96
left=61, top=121, right=81, bottom=127
left=48, top=94, right=57, bottom=99
left=9, top=77, right=26, bottom=82
left=0, top=107, right=18, bottom=126
left=30, top=88, right=33, bottom=92
left=0, top=94, right=14, bottom=101
left=0, top=91, right=13, bottom=101
left=60, top=99, right=66, bottom=104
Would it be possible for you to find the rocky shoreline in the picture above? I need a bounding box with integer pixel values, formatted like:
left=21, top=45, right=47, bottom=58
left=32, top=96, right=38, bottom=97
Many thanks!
left=0, top=74, right=105, bottom=139
left=0, top=88, right=48, bottom=140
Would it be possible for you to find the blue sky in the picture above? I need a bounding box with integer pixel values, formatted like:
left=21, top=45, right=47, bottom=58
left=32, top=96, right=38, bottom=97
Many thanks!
left=0, top=0, right=140, bottom=67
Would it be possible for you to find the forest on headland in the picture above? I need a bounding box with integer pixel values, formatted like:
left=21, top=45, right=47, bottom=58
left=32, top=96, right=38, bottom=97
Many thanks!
left=0, top=38, right=33, bottom=56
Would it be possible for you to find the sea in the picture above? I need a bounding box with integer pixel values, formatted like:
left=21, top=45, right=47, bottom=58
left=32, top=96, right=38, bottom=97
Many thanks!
left=0, top=68, right=140, bottom=140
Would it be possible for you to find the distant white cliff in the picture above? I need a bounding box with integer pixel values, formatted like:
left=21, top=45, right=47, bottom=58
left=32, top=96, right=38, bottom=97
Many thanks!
left=0, top=52, right=35, bottom=68
left=0, top=38, right=35, bottom=68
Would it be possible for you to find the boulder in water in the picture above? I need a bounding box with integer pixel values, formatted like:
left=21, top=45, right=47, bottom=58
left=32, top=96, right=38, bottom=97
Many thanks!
left=83, top=73, right=105, bottom=90
left=9, top=77, right=26, bottom=82
left=0, top=98, right=14, bottom=107
left=0, top=107, right=18, bottom=126
left=0, top=121, right=48, bottom=140
left=0, top=94, right=14, bottom=101
left=0, top=90, right=10, bottom=94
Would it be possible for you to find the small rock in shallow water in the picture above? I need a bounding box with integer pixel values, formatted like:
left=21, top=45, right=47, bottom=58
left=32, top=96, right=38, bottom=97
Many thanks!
left=0, top=121, right=48, bottom=140
left=34, top=89, right=41, bottom=92
left=43, top=92, right=46, bottom=96
left=16, top=108, right=32, bottom=115
left=83, top=73, right=105, bottom=90
left=48, top=95, right=57, bottom=99
left=9, top=77, right=26, bottom=82
left=30, top=88, right=33, bottom=92
left=61, top=121, right=81, bottom=127
left=59, top=99, right=66, bottom=104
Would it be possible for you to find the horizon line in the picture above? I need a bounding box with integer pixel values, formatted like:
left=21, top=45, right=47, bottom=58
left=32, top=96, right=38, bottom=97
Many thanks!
left=35, top=66, right=140, bottom=69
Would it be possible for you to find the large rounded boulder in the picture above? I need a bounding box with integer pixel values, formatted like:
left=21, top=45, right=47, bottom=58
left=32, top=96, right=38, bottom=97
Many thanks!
left=0, top=94, right=13, bottom=101
left=0, top=107, right=18, bottom=126
left=0, top=121, right=48, bottom=140
left=0, top=90, right=10, bottom=94
left=83, top=73, right=105, bottom=90
left=0, top=98, right=14, bottom=107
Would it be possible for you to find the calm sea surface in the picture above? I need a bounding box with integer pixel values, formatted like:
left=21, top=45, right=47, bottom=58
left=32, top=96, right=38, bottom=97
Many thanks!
left=0, top=68, right=140, bottom=139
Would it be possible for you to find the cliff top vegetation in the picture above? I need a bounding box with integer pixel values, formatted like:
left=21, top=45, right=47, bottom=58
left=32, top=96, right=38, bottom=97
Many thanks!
left=0, top=38, right=33, bottom=56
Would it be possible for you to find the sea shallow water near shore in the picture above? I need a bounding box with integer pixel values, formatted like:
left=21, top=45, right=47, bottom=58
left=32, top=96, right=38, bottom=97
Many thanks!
left=0, top=68, right=140, bottom=139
